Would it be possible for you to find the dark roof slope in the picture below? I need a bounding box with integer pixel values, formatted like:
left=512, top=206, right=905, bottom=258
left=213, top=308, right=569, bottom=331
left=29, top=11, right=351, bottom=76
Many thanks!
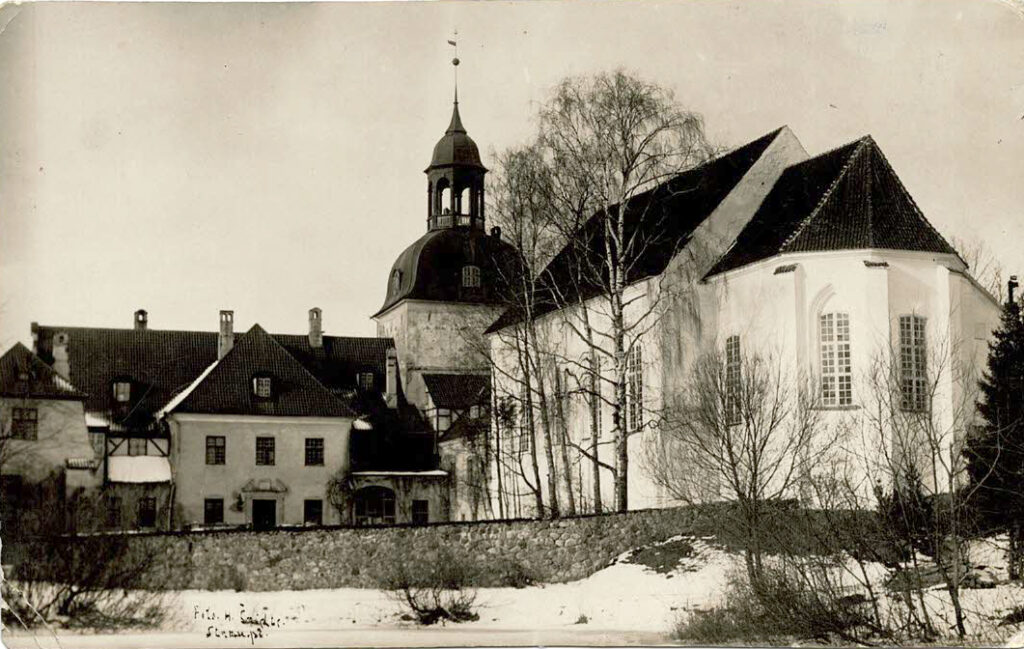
left=375, top=226, right=522, bottom=317
left=0, top=343, right=86, bottom=400
left=31, top=323, right=393, bottom=423
left=170, top=324, right=354, bottom=418
left=485, top=127, right=784, bottom=333
left=705, top=136, right=958, bottom=277
left=423, top=373, right=490, bottom=410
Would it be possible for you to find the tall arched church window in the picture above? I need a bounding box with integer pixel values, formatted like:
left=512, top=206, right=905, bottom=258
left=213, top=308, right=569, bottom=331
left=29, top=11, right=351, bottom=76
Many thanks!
left=819, top=312, right=852, bottom=406
left=462, top=265, right=481, bottom=288
left=898, top=315, right=927, bottom=412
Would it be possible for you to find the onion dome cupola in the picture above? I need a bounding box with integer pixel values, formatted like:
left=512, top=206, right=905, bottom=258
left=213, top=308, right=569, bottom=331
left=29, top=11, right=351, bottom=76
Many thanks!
left=425, top=57, right=487, bottom=232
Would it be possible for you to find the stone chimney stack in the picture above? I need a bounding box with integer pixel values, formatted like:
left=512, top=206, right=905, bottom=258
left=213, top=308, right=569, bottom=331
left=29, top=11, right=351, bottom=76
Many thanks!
left=218, top=310, right=234, bottom=360
left=53, top=331, right=70, bottom=379
left=1009, top=275, right=1019, bottom=306
left=134, top=309, right=148, bottom=330
left=308, top=307, right=323, bottom=348
left=385, top=347, right=399, bottom=409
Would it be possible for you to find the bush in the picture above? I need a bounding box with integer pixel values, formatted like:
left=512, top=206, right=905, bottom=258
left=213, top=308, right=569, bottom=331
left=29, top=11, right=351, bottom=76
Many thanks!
left=494, top=558, right=535, bottom=588
left=377, top=546, right=479, bottom=625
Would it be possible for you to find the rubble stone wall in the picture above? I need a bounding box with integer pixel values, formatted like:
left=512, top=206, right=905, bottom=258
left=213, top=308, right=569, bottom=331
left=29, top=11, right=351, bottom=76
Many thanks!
left=10, top=506, right=700, bottom=592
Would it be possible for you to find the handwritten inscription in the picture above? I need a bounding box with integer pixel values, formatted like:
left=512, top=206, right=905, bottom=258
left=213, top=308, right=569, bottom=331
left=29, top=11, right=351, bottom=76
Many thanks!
left=194, top=602, right=300, bottom=645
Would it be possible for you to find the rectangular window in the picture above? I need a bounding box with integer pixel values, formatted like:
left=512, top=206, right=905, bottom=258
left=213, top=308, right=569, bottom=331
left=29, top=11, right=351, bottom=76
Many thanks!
left=113, top=381, right=131, bottom=403
left=899, top=315, right=928, bottom=412
left=627, top=345, right=644, bottom=432
left=819, top=313, right=853, bottom=406
left=137, top=497, right=157, bottom=528
left=725, top=335, right=742, bottom=425
left=303, top=499, right=323, bottom=526
left=204, top=498, right=224, bottom=525
left=435, top=408, right=452, bottom=432
left=128, top=438, right=147, bottom=456
left=357, top=372, right=374, bottom=391
left=255, top=437, right=275, bottom=466
left=462, top=265, right=481, bottom=288
left=304, top=438, right=324, bottom=466
left=89, top=432, right=105, bottom=458
left=412, top=499, right=429, bottom=525
left=518, top=383, right=531, bottom=454
left=206, top=436, right=226, bottom=465
left=252, top=376, right=272, bottom=399
left=11, top=407, right=38, bottom=440
left=106, top=496, right=121, bottom=528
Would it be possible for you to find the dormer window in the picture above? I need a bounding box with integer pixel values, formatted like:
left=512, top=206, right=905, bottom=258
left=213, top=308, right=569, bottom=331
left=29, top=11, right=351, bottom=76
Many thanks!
left=113, top=381, right=131, bottom=403
left=462, top=265, right=481, bottom=288
left=390, top=270, right=402, bottom=295
left=357, top=372, right=374, bottom=391
left=252, top=375, right=273, bottom=399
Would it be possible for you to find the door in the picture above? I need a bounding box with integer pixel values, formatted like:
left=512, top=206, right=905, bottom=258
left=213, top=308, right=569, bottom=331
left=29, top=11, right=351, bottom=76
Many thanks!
left=252, top=499, right=276, bottom=530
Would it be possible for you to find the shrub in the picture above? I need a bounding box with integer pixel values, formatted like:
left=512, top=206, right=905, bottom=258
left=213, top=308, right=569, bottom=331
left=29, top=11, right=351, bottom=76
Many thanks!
left=377, top=545, right=479, bottom=625
left=494, top=558, right=535, bottom=588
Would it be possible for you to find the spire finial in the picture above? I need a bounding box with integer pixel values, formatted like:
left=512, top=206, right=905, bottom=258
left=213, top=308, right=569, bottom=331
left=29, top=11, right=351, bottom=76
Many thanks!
left=448, top=29, right=459, bottom=105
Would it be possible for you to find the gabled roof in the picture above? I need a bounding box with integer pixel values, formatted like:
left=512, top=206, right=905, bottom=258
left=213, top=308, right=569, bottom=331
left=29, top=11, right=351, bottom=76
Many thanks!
left=423, top=373, right=490, bottom=410
left=31, top=323, right=393, bottom=424
left=167, top=324, right=355, bottom=418
left=485, top=127, right=785, bottom=333
left=0, top=342, right=86, bottom=400
left=705, top=136, right=958, bottom=277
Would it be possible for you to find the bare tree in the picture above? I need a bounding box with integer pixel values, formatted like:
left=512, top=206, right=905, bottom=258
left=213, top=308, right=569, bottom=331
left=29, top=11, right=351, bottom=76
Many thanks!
left=533, top=70, right=714, bottom=512
left=952, top=235, right=1006, bottom=303
left=645, top=347, right=826, bottom=582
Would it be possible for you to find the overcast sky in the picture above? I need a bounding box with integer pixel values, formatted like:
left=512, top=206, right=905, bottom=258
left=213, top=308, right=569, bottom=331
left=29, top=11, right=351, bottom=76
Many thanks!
left=2, top=0, right=1023, bottom=349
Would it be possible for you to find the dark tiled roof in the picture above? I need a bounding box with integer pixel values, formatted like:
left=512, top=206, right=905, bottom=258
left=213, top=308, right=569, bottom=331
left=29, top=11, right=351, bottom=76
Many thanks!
left=170, top=324, right=354, bottom=418
left=31, top=323, right=393, bottom=425
left=423, top=373, right=490, bottom=410
left=485, top=128, right=784, bottom=333
left=439, top=415, right=488, bottom=444
left=705, top=136, right=957, bottom=277
left=0, top=343, right=86, bottom=400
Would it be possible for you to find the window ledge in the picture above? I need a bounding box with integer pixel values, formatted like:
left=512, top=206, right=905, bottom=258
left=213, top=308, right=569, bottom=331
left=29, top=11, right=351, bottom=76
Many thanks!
left=811, top=405, right=862, bottom=412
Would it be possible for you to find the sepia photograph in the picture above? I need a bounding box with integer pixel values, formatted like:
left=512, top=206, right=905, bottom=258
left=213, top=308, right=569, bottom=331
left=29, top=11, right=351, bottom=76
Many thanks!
left=2, top=0, right=1024, bottom=646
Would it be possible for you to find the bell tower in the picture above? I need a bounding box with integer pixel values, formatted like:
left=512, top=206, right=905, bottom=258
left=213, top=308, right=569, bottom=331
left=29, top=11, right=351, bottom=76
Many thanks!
left=425, top=54, right=487, bottom=232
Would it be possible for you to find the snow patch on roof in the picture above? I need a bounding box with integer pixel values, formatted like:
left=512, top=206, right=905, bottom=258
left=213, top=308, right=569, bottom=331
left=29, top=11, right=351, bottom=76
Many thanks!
left=85, top=412, right=110, bottom=428
left=157, top=360, right=219, bottom=418
left=108, top=456, right=172, bottom=483
left=350, top=470, right=448, bottom=477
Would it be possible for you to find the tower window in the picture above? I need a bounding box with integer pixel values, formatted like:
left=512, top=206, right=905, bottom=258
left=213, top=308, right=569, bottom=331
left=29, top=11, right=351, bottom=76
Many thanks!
left=390, top=270, right=402, bottom=296
left=462, top=265, right=481, bottom=288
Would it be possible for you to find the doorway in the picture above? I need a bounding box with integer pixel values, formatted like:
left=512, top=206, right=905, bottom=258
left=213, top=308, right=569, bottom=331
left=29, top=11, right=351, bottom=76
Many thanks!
left=252, top=499, right=276, bottom=530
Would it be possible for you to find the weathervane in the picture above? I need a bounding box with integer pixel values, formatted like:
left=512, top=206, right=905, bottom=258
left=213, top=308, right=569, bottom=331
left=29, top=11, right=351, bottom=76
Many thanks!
left=448, top=30, right=459, bottom=103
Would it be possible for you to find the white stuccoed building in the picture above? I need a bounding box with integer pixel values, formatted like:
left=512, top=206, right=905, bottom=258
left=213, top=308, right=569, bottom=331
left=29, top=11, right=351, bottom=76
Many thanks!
left=485, top=126, right=1001, bottom=516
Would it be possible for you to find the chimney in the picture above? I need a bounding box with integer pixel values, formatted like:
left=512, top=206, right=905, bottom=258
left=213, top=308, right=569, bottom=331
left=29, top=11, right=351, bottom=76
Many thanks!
left=53, top=331, right=70, bottom=379
left=385, top=347, right=398, bottom=409
left=490, top=226, right=501, bottom=239
left=134, top=309, right=148, bottom=330
left=308, top=307, right=323, bottom=348
left=218, top=310, right=234, bottom=360
left=1009, top=275, right=1019, bottom=306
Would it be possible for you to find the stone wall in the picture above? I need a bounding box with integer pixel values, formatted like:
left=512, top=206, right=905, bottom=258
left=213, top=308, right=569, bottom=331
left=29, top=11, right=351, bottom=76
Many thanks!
left=8, top=507, right=700, bottom=592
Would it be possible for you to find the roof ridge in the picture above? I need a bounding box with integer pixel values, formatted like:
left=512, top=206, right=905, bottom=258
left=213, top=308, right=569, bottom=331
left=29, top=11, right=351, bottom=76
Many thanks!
left=779, top=137, right=870, bottom=254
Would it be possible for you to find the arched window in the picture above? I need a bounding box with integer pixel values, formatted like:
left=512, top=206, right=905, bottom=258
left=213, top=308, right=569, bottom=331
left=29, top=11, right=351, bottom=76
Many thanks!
left=462, top=265, right=481, bottom=288
left=819, top=312, right=852, bottom=406
left=458, top=187, right=471, bottom=217
left=390, top=269, right=402, bottom=296
left=353, top=486, right=396, bottom=525
left=899, top=314, right=927, bottom=412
